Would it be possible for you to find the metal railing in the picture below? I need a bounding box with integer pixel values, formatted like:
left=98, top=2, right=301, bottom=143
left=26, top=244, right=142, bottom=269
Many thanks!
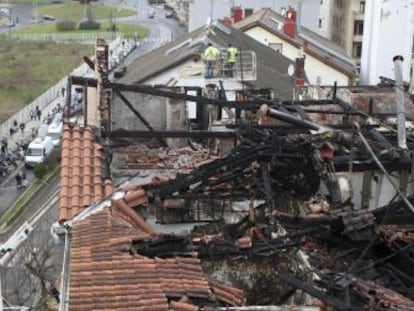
left=10, top=32, right=118, bottom=42
left=203, top=50, right=257, bottom=81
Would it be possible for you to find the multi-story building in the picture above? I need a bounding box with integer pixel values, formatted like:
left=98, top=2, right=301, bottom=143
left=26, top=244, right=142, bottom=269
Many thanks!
left=318, top=0, right=365, bottom=63
left=318, top=0, right=414, bottom=84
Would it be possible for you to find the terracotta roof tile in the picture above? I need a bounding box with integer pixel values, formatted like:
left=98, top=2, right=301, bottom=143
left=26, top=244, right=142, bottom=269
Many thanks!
left=59, top=125, right=113, bottom=224
left=68, top=208, right=245, bottom=310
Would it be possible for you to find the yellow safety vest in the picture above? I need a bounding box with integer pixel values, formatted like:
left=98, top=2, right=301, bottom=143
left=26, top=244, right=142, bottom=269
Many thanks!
left=204, top=46, right=219, bottom=61
left=227, top=46, right=238, bottom=63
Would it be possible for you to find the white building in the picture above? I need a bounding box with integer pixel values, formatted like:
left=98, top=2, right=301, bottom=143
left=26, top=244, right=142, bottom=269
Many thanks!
left=360, top=0, right=414, bottom=85
left=234, top=8, right=357, bottom=86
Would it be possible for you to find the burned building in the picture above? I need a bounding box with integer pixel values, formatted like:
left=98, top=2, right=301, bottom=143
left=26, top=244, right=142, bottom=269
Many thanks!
left=54, top=32, right=414, bottom=311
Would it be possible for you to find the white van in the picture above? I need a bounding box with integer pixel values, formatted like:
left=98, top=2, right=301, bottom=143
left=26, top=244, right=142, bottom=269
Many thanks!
left=47, top=122, right=63, bottom=146
left=25, top=136, right=54, bottom=168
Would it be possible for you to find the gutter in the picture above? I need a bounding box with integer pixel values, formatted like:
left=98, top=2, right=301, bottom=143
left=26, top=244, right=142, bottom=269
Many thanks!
left=59, top=228, right=71, bottom=311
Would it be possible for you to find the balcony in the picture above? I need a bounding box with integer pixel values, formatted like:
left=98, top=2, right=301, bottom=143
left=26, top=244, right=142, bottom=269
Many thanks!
left=178, top=50, right=257, bottom=83
left=204, top=50, right=257, bottom=82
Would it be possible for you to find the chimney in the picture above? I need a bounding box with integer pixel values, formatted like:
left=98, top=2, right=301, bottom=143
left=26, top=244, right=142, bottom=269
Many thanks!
left=295, top=57, right=305, bottom=86
left=283, top=7, right=297, bottom=39
left=233, top=6, right=243, bottom=23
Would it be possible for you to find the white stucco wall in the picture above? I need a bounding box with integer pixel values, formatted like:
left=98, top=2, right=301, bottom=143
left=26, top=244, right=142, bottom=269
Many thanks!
left=188, top=0, right=320, bottom=32
left=145, top=59, right=243, bottom=90
left=244, top=27, right=349, bottom=85
left=360, top=0, right=414, bottom=84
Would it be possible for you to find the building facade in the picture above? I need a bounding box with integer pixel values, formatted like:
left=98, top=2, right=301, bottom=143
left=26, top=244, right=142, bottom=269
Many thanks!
left=360, top=0, right=414, bottom=84
left=318, top=0, right=365, bottom=62
left=235, top=8, right=356, bottom=86
left=166, top=0, right=321, bottom=33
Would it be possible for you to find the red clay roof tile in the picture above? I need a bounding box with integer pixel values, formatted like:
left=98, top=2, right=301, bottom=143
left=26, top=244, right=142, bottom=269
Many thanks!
left=68, top=208, right=245, bottom=310
left=59, top=126, right=113, bottom=224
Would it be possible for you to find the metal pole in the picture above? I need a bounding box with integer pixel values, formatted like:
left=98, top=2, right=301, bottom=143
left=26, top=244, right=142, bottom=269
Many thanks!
left=393, top=55, right=407, bottom=149
left=0, top=268, right=3, bottom=311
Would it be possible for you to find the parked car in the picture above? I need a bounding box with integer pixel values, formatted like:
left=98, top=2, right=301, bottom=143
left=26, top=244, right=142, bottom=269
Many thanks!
left=165, top=10, right=173, bottom=18
left=5, top=20, right=15, bottom=28
left=42, top=15, right=56, bottom=21
left=148, top=10, right=155, bottom=18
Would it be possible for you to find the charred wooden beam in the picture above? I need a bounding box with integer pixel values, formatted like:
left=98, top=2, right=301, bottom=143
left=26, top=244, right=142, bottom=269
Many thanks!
left=107, top=129, right=236, bottom=138
left=278, top=274, right=349, bottom=310
left=113, top=83, right=261, bottom=110
left=70, top=75, right=98, bottom=87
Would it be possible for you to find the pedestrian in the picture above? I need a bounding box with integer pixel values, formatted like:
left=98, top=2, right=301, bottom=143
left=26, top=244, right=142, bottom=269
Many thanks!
left=9, top=127, right=14, bottom=136
left=15, top=173, right=22, bottom=188
left=2, top=137, right=8, bottom=152
left=202, top=43, right=220, bottom=79
left=37, top=108, right=42, bottom=121
left=13, top=120, right=17, bottom=127
left=30, top=109, right=34, bottom=121
left=225, top=43, right=238, bottom=77
left=1, top=144, right=5, bottom=155
left=61, top=87, right=65, bottom=98
left=19, top=122, right=25, bottom=134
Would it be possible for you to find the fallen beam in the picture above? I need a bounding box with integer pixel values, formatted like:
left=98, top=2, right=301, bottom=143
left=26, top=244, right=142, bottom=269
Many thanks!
left=107, top=129, right=236, bottom=138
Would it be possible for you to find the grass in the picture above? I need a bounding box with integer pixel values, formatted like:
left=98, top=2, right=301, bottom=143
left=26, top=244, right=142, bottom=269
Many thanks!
left=0, top=2, right=145, bottom=121
left=15, top=21, right=148, bottom=38
left=6, top=0, right=54, bottom=3
left=38, top=3, right=137, bottom=20
left=0, top=38, right=94, bottom=123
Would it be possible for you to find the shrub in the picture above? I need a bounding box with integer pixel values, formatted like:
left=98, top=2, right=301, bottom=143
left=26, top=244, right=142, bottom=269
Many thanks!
left=79, top=20, right=101, bottom=30
left=56, top=20, right=77, bottom=31
left=107, top=23, right=117, bottom=32
left=33, top=164, right=47, bottom=179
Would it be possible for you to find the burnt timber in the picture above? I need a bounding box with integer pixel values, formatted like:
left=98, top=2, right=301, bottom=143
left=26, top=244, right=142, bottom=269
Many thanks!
left=62, top=41, right=414, bottom=310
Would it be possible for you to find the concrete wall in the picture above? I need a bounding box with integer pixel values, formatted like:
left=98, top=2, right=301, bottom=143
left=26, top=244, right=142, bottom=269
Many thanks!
left=244, top=26, right=350, bottom=85
left=112, top=91, right=167, bottom=131
left=165, top=97, right=187, bottom=147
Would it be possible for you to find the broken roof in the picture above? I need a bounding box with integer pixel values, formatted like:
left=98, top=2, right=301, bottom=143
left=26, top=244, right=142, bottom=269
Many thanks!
left=119, top=20, right=295, bottom=99
left=234, top=8, right=356, bottom=78
left=68, top=194, right=245, bottom=310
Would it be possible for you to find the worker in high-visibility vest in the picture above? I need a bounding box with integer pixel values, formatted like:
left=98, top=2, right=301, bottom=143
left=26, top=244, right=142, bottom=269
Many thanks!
left=203, top=43, right=220, bottom=78
left=225, top=43, right=238, bottom=77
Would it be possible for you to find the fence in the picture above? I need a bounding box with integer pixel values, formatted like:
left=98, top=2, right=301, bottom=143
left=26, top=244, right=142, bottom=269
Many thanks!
left=10, top=32, right=119, bottom=42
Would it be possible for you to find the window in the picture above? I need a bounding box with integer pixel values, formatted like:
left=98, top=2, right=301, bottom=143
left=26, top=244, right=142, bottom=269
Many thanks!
left=354, top=20, right=364, bottom=35
left=336, top=0, right=344, bottom=8
left=352, top=42, right=362, bottom=58
left=244, top=8, right=253, bottom=17
left=360, top=1, right=365, bottom=14
left=269, top=43, right=283, bottom=53
left=319, top=18, right=322, bottom=28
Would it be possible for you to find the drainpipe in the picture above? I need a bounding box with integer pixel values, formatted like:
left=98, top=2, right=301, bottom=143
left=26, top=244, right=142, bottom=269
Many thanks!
left=409, top=61, right=414, bottom=102
left=394, top=55, right=407, bottom=150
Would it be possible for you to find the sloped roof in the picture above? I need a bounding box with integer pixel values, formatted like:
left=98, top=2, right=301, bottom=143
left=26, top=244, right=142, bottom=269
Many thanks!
left=69, top=204, right=245, bottom=310
left=59, top=125, right=114, bottom=224
left=234, top=8, right=356, bottom=78
left=119, top=20, right=295, bottom=99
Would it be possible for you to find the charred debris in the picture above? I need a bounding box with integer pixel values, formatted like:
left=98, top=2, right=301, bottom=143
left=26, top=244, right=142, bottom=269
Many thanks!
left=93, top=80, right=414, bottom=310
left=72, top=48, right=414, bottom=309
